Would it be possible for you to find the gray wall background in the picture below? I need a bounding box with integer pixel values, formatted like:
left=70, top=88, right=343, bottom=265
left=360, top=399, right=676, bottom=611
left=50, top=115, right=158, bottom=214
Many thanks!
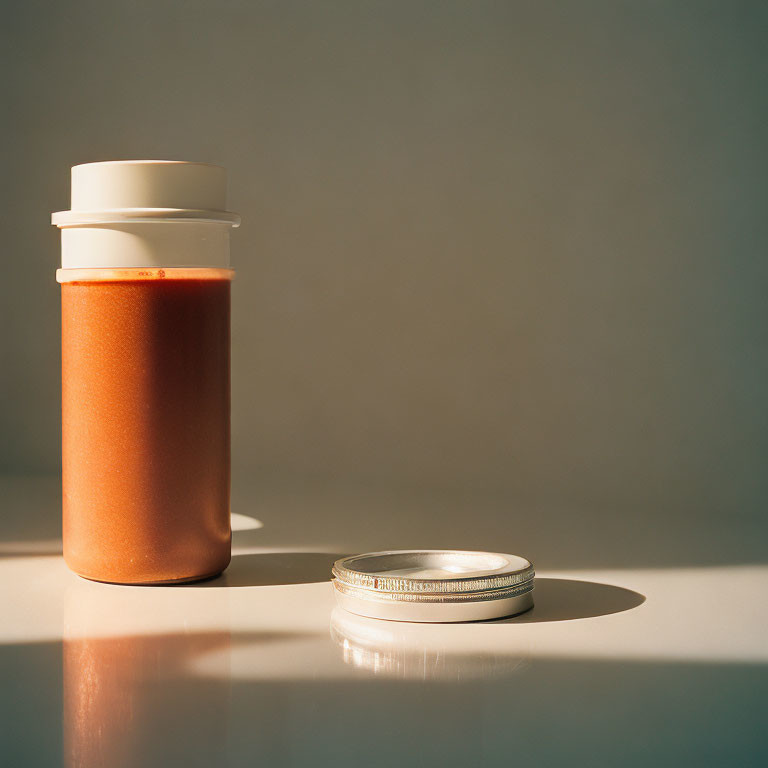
left=2, top=1, right=766, bottom=567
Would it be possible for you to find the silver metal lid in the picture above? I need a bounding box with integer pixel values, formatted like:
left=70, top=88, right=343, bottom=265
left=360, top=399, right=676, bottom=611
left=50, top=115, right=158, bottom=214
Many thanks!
left=332, top=550, right=535, bottom=623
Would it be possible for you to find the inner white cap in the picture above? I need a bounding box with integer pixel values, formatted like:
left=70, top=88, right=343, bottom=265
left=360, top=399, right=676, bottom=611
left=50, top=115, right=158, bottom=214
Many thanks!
left=72, top=160, right=227, bottom=212
left=52, top=160, right=239, bottom=270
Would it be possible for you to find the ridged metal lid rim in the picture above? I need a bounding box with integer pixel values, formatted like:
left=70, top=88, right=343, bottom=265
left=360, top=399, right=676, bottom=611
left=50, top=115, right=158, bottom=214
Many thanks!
left=332, top=550, right=535, bottom=596
left=333, top=577, right=535, bottom=604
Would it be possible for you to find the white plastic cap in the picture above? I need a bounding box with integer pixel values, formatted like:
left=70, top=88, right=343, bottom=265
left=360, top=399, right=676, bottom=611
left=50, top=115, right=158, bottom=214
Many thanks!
left=72, top=160, right=227, bottom=211
left=53, top=160, right=240, bottom=227
left=52, top=160, right=239, bottom=270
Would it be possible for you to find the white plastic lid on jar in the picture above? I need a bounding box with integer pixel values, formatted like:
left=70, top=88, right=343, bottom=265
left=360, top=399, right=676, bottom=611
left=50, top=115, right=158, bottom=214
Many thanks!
left=52, top=160, right=240, bottom=270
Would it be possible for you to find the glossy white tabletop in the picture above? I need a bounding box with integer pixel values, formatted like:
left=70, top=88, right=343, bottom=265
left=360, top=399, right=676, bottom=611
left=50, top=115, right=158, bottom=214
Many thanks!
left=1, top=476, right=766, bottom=766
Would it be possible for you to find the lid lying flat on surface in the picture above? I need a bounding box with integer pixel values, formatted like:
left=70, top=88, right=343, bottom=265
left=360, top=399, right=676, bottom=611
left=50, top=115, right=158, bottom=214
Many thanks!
left=332, top=550, right=535, bottom=623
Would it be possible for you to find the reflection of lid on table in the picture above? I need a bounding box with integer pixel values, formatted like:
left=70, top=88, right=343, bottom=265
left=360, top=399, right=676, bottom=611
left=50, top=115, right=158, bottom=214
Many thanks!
left=332, top=550, right=535, bottom=623
left=330, top=607, right=529, bottom=680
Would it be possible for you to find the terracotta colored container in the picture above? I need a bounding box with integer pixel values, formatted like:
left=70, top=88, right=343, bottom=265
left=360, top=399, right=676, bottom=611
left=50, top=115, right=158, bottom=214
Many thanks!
left=53, top=161, right=240, bottom=584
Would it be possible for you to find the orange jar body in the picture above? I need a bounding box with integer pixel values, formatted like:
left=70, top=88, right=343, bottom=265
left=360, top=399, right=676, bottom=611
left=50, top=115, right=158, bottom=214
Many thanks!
left=60, top=268, right=231, bottom=584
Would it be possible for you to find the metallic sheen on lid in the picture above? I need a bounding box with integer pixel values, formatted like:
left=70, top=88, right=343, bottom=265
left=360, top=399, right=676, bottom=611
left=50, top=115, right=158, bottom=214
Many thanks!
left=332, top=550, right=535, bottom=623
